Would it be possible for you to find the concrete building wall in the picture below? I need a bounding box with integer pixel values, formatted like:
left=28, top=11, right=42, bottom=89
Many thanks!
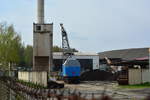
left=33, top=23, right=53, bottom=71
left=53, top=52, right=100, bottom=70
left=18, top=71, right=47, bottom=87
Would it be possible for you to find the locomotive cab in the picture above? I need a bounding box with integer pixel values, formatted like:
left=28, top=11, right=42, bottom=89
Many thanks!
left=62, top=56, right=81, bottom=83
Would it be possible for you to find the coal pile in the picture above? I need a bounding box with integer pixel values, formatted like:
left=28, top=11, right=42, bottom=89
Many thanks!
left=80, top=69, right=115, bottom=81
left=48, top=80, right=64, bottom=89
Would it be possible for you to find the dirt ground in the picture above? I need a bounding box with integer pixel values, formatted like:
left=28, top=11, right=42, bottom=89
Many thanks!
left=64, top=81, right=150, bottom=100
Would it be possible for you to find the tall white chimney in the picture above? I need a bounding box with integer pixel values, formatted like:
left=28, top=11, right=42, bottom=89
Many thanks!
left=37, top=0, right=44, bottom=23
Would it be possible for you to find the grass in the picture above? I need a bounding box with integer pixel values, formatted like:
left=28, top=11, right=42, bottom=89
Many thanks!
left=119, top=82, right=150, bottom=89
left=17, top=79, right=47, bottom=89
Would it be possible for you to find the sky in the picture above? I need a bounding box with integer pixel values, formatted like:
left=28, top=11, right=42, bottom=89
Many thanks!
left=0, top=0, right=150, bottom=53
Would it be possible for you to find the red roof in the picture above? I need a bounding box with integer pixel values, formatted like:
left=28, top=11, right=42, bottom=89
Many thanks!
left=134, top=56, right=149, bottom=61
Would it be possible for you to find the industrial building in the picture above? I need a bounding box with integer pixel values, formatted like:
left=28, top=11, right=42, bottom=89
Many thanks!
left=98, top=48, right=150, bottom=85
left=99, top=48, right=149, bottom=70
left=99, top=48, right=149, bottom=60
left=53, top=52, right=99, bottom=72
left=53, top=48, right=150, bottom=72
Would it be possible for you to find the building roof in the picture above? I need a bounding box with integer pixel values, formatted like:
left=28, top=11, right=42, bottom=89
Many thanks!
left=99, top=48, right=149, bottom=60
left=53, top=52, right=99, bottom=56
left=111, top=60, right=148, bottom=66
left=134, top=56, right=149, bottom=61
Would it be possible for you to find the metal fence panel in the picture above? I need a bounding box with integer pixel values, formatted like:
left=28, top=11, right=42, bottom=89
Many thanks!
left=129, top=69, right=142, bottom=85
left=142, top=69, right=150, bottom=83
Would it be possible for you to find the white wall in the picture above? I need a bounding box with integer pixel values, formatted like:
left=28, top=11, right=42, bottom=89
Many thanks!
left=18, top=71, right=47, bottom=87
left=93, top=56, right=100, bottom=69
left=53, top=52, right=100, bottom=70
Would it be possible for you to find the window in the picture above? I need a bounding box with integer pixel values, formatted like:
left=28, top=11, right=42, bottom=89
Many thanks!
left=36, top=25, right=41, bottom=31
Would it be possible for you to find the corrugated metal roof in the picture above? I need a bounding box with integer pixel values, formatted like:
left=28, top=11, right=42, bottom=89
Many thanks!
left=98, top=48, right=149, bottom=60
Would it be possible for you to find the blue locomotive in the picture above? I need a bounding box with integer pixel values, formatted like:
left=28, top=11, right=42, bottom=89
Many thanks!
left=62, top=56, right=81, bottom=83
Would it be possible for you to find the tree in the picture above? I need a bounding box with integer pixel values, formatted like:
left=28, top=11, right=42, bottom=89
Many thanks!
left=18, top=45, right=78, bottom=68
left=0, top=22, right=21, bottom=70
left=18, top=45, right=25, bottom=67
left=53, top=45, right=62, bottom=52
left=24, top=45, right=33, bottom=67
left=0, top=22, right=79, bottom=70
left=71, top=48, right=78, bottom=52
left=52, top=45, right=78, bottom=52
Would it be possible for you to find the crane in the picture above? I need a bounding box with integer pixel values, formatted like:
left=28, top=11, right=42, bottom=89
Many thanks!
left=60, top=23, right=73, bottom=59
left=60, top=24, right=81, bottom=83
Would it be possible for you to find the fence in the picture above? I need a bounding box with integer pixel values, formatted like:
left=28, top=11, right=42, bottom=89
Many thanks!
left=129, top=69, right=150, bottom=85
left=1, top=73, right=150, bottom=100
left=18, top=71, right=47, bottom=87
left=0, top=76, right=115, bottom=100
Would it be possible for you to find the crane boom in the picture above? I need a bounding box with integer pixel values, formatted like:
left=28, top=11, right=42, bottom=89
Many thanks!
left=60, top=24, right=73, bottom=56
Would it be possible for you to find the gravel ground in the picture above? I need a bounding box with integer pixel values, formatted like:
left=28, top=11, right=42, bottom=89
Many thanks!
left=64, top=81, right=150, bottom=100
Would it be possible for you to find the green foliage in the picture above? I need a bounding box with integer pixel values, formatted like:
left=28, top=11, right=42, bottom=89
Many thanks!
left=119, top=82, right=150, bottom=89
left=0, top=21, right=79, bottom=70
left=53, top=45, right=62, bottom=52
left=18, top=44, right=33, bottom=68
left=15, top=94, right=23, bottom=100
left=24, top=45, right=33, bottom=67
left=0, top=22, right=21, bottom=69
left=17, top=79, right=46, bottom=89
left=71, top=48, right=78, bottom=52
left=18, top=45, right=26, bottom=67
left=53, top=45, right=78, bottom=52
left=17, top=45, right=78, bottom=68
